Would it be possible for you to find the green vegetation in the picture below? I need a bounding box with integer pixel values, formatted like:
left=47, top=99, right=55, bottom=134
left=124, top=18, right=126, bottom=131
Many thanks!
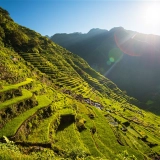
left=0, top=95, right=51, bottom=138
left=0, top=7, right=160, bottom=159
left=0, top=89, right=32, bottom=110
left=0, top=78, right=33, bottom=93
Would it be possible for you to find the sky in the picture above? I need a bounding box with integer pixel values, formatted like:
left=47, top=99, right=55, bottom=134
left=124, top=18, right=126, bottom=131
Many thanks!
left=0, top=0, right=160, bottom=36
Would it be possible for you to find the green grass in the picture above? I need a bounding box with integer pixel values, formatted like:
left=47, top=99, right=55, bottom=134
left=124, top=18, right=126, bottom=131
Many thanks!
left=55, top=123, right=88, bottom=153
left=127, top=126, right=141, bottom=137
left=26, top=113, right=59, bottom=143
left=59, top=108, right=74, bottom=115
left=111, top=114, right=128, bottom=124
left=152, top=146, right=160, bottom=154
left=91, top=106, right=144, bottom=159
left=82, top=112, right=114, bottom=159
left=80, top=127, right=103, bottom=158
left=0, top=89, right=32, bottom=110
left=92, top=133, right=114, bottom=159
left=91, top=107, right=120, bottom=150
left=0, top=78, right=33, bottom=93
left=0, top=95, right=51, bottom=138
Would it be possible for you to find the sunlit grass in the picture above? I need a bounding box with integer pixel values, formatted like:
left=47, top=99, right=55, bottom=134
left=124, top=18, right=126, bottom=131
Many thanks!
left=0, top=89, right=32, bottom=110
left=0, top=78, right=33, bottom=93
left=0, top=95, right=51, bottom=138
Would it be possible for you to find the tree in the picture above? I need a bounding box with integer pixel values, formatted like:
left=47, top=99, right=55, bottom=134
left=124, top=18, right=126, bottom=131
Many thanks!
left=0, top=26, right=5, bottom=39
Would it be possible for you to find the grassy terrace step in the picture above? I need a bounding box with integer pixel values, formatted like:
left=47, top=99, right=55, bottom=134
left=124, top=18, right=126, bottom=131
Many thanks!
left=55, top=123, right=88, bottom=154
left=22, top=57, right=44, bottom=61
left=38, top=67, right=54, bottom=71
left=75, top=88, right=86, bottom=94
left=38, top=67, right=55, bottom=70
left=80, top=87, right=92, bottom=94
left=29, top=58, right=45, bottom=61
left=84, top=90, right=96, bottom=98
left=0, top=95, right=51, bottom=138
left=81, top=113, right=113, bottom=158
left=71, top=85, right=83, bottom=92
left=19, top=52, right=39, bottom=55
left=20, top=55, right=41, bottom=58
left=26, top=55, right=41, bottom=57
left=23, top=57, right=43, bottom=60
left=54, top=109, right=88, bottom=153
left=22, top=53, right=41, bottom=56
left=56, top=78, right=73, bottom=82
left=80, top=127, right=103, bottom=158
left=57, top=77, right=77, bottom=81
left=60, top=80, right=80, bottom=86
left=62, top=83, right=78, bottom=88
left=25, top=113, right=60, bottom=143
left=0, top=89, right=32, bottom=110
left=88, top=92, right=98, bottom=100
left=30, top=62, right=47, bottom=65
left=45, top=71, right=56, bottom=74
left=22, top=56, right=41, bottom=59
left=56, top=76, right=80, bottom=81
left=0, top=78, right=33, bottom=93
left=20, top=53, right=59, bottom=74
left=92, top=133, right=114, bottom=159
left=24, top=60, right=46, bottom=64
left=40, top=70, right=56, bottom=74
left=39, top=68, right=55, bottom=72
left=91, top=107, right=122, bottom=151
left=20, top=55, right=45, bottom=61
left=59, top=79, right=81, bottom=84
left=91, top=107, right=144, bottom=159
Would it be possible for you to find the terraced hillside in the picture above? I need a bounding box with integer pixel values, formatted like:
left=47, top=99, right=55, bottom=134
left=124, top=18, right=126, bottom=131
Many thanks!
left=1, top=7, right=160, bottom=159
left=51, top=28, right=160, bottom=113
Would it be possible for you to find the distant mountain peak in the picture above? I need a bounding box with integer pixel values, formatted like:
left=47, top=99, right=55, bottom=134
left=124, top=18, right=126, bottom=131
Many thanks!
left=109, top=26, right=124, bottom=32
left=87, top=28, right=108, bottom=35
left=45, top=35, right=50, bottom=38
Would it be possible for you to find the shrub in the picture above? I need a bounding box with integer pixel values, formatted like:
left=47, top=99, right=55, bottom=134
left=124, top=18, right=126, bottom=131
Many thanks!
left=66, top=148, right=89, bottom=160
left=90, top=126, right=96, bottom=134
left=0, top=26, right=5, bottom=38
left=0, top=82, right=3, bottom=89
left=115, top=150, right=137, bottom=160
left=88, top=113, right=95, bottom=119
left=76, top=118, right=86, bottom=132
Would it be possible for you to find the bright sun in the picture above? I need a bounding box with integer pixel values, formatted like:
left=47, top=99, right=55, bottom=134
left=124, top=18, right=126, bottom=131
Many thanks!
left=144, top=5, right=160, bottom=26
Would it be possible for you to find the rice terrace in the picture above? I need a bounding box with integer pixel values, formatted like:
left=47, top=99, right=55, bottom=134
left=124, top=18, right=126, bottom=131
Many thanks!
left=1, top=1, right=160, bottom=159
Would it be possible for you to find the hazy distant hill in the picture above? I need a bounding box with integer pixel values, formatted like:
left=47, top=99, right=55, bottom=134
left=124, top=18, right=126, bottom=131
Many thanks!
left=51, top=28, right=160, bottom=110
left=51, top=28, right=119, bottom=73
left=107, top=28, right=160, bottom=104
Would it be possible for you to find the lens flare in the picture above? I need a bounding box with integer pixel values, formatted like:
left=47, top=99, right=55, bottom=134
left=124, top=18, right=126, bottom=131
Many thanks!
left=108, top=48, right=123, bottom=62
left=109, top=57, right=114, bottom=63
left=114, top=29, right=145, bottom=57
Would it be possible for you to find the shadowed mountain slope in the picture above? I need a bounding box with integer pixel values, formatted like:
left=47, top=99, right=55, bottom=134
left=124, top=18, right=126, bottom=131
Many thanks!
left=51, top=27, right=160, bottom=114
